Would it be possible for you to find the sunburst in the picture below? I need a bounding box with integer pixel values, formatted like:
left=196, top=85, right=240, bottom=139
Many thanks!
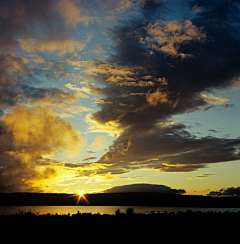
left=75, top=190, right=90, bottom=205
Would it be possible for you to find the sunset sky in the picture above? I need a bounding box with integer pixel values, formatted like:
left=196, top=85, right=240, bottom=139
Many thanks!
left=1, top=0, right=240, bottom=195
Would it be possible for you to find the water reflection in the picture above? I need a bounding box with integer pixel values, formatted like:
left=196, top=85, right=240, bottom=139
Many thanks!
left=1, top=205, right=240, bottom=215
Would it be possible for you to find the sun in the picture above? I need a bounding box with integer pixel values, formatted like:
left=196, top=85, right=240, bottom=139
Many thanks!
left=78, top=190, right=85, bottom=196
left=75, top=190, right=90, bottom=205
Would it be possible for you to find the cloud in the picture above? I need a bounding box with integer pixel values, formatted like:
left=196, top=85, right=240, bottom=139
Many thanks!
left=186, top=174, right=214, bottom=180
left=0, top=54, right=29, bottom=75
left=64, top=83, right=90, bottom=99
left=104, top=183, right=186, bottom=194
left=92, top=0, right=135, bottom=14
left=0, top=53, right=92, bottom=119
left=0, top=0, right=96, bottom=51
left=199, top=94, right=229, bottom=106
left=0, top=0, right=67, bottom=50
left=83, top=157, right=97, bottom=161
left=86, top=0, right=240, bottom=176
left=18, top=39, right=86, bottom=55
left=145, top=19, right=206, bottom=57
left=55, top=0, right=93, bottom=27
left=208, top=187, right=240, bottom=197
left=0, top=53, right=32, bottom=114
left=0, top=1, right=92, bottom=192
left=0, top=105, right=82, bottom=192
left=94, top=121, right=240, bottom=174
left=90, top=136, right=107, bottom=151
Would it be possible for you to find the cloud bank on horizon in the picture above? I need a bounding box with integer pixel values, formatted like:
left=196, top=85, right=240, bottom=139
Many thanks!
left=208, top=187, right=240, bottom=197
left=0, top=0, right=240, bottom=193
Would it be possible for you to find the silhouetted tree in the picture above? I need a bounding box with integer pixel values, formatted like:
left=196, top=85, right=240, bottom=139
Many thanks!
left=115, top=209, right=121, bottom=215
left=126, top=208, right=134, bottom=215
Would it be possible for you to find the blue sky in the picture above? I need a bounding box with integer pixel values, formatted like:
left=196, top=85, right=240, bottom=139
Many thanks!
left=0, top=0, right=240, bottom=195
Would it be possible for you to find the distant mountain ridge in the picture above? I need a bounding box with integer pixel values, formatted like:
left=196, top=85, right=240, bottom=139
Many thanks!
left=104, top=183, right=186, bottom=194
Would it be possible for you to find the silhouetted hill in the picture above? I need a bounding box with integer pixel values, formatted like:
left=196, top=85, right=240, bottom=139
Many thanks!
left=1, top=192, right=240, bottom=207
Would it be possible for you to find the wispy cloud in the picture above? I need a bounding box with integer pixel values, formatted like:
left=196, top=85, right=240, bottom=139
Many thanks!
left=186, top=174, right=215, bottom=180
left=90, top=136, right=107, bottom=151
left=18, top=39, right=86, bottom=56
left=55, top=0, right=93, bottom=27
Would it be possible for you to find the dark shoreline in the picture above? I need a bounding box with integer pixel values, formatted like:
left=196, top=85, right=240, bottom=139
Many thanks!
left=1, top=208, right=240, bottom=242
left=1, top=192, right=240, bottom=207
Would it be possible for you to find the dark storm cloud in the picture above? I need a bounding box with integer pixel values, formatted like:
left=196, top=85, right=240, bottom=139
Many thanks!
left=96, top=122, right=240, bottom=173
left=141, top=0, right=166, bottom=20
left=89, top=0, right=240, bottom=174
left=104, top=183, right=186, bottom=194
left=208, top=187, right=240, bottom=197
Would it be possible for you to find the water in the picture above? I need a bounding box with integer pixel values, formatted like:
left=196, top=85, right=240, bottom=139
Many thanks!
left=1, top=206, right=240, bottom=215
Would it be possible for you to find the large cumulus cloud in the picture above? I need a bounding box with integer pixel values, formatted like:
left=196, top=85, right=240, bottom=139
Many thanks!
left=0, top=106, right=82, bottom=192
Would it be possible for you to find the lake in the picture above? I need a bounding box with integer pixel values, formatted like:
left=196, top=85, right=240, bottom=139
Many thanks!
left=1, top=205, right=240, bottom=215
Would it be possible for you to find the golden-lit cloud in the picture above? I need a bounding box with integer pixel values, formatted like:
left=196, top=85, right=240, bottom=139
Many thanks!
left=0, top=105, right=83, bottom=192
left=23, top=90, right=93, bottom=118
left=86, top=62, right=136, bottom=78
left=90, top=136, right=107, bottom=151
left=87, top=114, right=124, bottom=136
left=66, top=58, right=93, bottom=68
left=199, top=94, right=229, bottom=106
left=18, top=39, right=86, bottom=55
left=2, top=106, right=82, bottom=156
left=64, top=83, right=90, bottom=99
left=146, top=87, right=170, bottom=106
left=145, top=20, right=206, bottom=57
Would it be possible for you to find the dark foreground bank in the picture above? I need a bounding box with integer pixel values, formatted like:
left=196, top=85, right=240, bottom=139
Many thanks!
left=1, top=209, right=239, bottom=242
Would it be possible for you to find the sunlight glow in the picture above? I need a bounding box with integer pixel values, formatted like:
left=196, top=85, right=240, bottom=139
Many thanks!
left=79, top=190, right=85, bottom=196
left=75, top=190, right=90, bottom=205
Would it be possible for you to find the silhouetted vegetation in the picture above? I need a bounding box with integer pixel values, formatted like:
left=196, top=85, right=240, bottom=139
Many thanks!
left=1, top=208, right=240, bottom=242
left=1, top=193, right=240, bottom=241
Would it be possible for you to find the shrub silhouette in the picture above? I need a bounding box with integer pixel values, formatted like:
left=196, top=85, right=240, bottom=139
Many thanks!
left=115, top=209, right=121, bottom=215
left=126, top=208, right=134, bottom=215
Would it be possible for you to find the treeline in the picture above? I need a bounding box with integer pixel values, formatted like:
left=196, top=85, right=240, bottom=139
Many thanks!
left=1, top=209, right=240, bottom=242
left=1, top=208, right=240, bottom=242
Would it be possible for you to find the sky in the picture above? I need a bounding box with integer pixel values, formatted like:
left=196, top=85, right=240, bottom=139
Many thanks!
left=0, top=0, right=240, bottom=195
